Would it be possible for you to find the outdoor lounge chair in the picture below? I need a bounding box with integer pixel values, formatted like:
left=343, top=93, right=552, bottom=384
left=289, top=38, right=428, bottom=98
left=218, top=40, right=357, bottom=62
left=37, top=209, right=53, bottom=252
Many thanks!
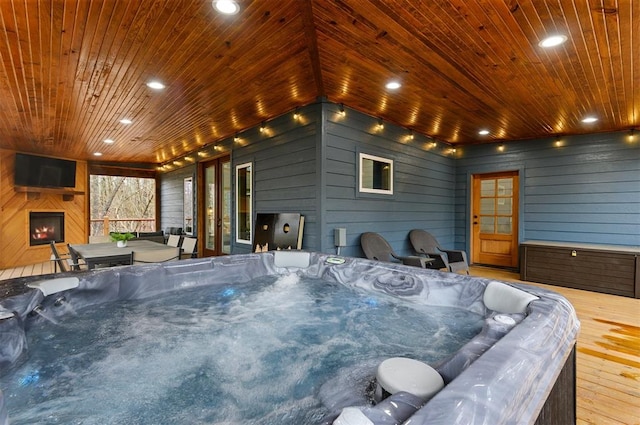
left=360, top=232, right=431, bottom=268
left=409, top=229, right=470, bottom=274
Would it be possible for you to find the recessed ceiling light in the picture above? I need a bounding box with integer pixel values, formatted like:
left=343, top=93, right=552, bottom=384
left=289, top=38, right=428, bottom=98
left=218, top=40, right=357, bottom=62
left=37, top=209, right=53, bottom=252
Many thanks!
left=385, top=81, right=401, bottom=90
left=104, top=139, right=114, bottom=144
left=146, top=81, right=165, bottom=90
left=93, top=152, right=103, bottom=156
left=213, top=0, right=240, bottom=15
left=119, top=119, right=132, bottom=125
left=478, top=129, right=490, bottom=135
left=582, top=116, right=598, bottom=123
left=538, top=34, right=568, bottom=48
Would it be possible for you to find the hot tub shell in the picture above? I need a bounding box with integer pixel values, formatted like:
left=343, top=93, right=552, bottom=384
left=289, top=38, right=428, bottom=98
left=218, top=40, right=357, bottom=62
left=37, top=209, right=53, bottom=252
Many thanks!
left=0, top=252, right=579, bottom=425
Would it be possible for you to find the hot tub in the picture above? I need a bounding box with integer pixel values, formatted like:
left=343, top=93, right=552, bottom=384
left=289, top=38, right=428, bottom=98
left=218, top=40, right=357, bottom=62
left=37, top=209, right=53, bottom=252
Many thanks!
left=0, top=251, right=579, bottom=425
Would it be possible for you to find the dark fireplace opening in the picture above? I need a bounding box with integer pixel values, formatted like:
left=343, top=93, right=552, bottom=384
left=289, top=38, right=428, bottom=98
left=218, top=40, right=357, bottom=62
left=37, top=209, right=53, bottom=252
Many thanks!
left=30, top=212, right=65, bottom=246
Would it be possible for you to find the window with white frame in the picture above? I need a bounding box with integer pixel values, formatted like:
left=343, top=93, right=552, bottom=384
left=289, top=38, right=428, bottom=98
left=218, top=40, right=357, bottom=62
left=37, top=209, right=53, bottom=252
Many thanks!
left=235, top=162, right=252, bottom=244
left=359, top=153, right=393, bottom=195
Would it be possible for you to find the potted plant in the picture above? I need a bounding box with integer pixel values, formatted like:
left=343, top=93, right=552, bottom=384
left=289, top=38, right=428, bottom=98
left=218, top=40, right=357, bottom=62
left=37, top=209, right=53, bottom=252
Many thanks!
left=110, top=232, right=135, bottom=248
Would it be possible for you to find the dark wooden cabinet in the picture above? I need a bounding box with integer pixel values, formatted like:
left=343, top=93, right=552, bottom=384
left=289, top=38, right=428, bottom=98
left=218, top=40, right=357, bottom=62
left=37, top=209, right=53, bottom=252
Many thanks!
left=520, top=241, right=640, bottom=298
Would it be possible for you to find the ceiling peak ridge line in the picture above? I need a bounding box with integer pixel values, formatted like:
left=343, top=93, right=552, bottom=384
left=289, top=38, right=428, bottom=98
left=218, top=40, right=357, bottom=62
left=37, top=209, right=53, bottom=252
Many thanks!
left=299, top=0, right=325, bottom=97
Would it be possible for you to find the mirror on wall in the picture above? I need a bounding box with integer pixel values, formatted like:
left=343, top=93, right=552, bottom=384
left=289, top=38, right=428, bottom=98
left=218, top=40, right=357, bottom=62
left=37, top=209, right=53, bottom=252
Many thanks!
left=184, top=177, right=193, bottom=235
left=235, top=162, right=252, bottom=244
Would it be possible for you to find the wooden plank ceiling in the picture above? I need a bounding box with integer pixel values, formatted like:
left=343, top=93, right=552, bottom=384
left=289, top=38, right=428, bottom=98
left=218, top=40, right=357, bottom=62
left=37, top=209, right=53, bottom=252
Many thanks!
left=0, top=0, right=637, bottom=164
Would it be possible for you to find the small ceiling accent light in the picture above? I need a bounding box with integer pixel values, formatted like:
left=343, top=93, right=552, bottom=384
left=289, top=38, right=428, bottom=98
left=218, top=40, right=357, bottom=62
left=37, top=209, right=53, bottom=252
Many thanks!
left=538, top=34, right=568, bottom=48
left=213, top=0, right=240, bottom=15
left=103, top=138, right=114, bottom=144
left=408, top=130, right=414, bottom=140
left=554, top=136, right=563, bottom=147
left=497, top=143, right=505, bottom=152
left=581, top=116, right=598, bottom=123
left=259, top=122, right=266, bottom=133
left=146, top=80, right=165, bottom=90
left=293, top=108, right=300, bottom=121
left=93, top=152, right=102, bottom=156
left=339, top=103, right=346, bottom=116
left=119, top=118, right=132, bottom=125
left=478, top=129, right=490, bottom=136
left=377, top=118, right=384, bottom=130
left=628, top=128, right=636, bottom=142
left=234, top=133, right=240, bottom=143
left=385, top=80, right=401, bottom=90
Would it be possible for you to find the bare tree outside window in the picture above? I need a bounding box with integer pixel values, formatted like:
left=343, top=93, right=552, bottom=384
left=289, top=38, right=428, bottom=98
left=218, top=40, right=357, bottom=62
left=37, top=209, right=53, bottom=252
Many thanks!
left=90, top=175, right=156, bottom=235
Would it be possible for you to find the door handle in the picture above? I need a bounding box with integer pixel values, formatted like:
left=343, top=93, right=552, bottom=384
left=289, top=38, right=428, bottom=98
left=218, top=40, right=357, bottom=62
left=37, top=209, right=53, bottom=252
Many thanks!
left=217, top=219, right=222, bottom=227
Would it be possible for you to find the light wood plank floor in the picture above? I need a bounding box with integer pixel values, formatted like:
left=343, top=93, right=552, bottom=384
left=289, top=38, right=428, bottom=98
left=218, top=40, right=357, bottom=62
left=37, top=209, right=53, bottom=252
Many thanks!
left=1, top=263, right=638, bottom=424
left=0, top=261, right=54, bottom=281
left=473, top=266, right=639, bottom=425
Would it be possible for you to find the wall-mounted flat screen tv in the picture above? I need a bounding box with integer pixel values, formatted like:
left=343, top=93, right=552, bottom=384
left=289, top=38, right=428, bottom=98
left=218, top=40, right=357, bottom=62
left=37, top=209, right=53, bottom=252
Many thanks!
left=14, top=153, right=77, bottom=189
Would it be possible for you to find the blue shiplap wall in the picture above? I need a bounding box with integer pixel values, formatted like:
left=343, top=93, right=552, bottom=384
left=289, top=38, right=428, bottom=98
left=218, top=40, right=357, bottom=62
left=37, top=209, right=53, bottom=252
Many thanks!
left=159, top=102, right=459, bottom=257
left=455, top=132, right=640, bottom=248
left=159, top=104, right=638, bottom=260
left=231, top=103, right=321, bottom=254
left=215, top=101, right=457, bottom=256
left=322, top=103, right=457, bottom=257
left=159, top=165, right=197, bottom=234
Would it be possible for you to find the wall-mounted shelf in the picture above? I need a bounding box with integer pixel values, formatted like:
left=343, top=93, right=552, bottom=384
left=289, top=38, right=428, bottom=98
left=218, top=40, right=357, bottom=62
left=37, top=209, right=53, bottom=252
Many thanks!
left=14, top=186, right=85, bottom=201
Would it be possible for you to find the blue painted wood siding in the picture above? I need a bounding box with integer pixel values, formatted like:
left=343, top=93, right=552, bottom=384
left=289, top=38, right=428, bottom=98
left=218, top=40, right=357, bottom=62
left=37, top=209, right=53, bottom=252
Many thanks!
left=159, top=165, right=196, bottom=234
left=456, top=132, right=640, bottom=247
left=231, top=103, right=321, bottom=254
left=159, top=103, right=638, bottom=260
left=220, top=101, right=458, bottom=257
left=322, top=103, right=457, bottom=257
